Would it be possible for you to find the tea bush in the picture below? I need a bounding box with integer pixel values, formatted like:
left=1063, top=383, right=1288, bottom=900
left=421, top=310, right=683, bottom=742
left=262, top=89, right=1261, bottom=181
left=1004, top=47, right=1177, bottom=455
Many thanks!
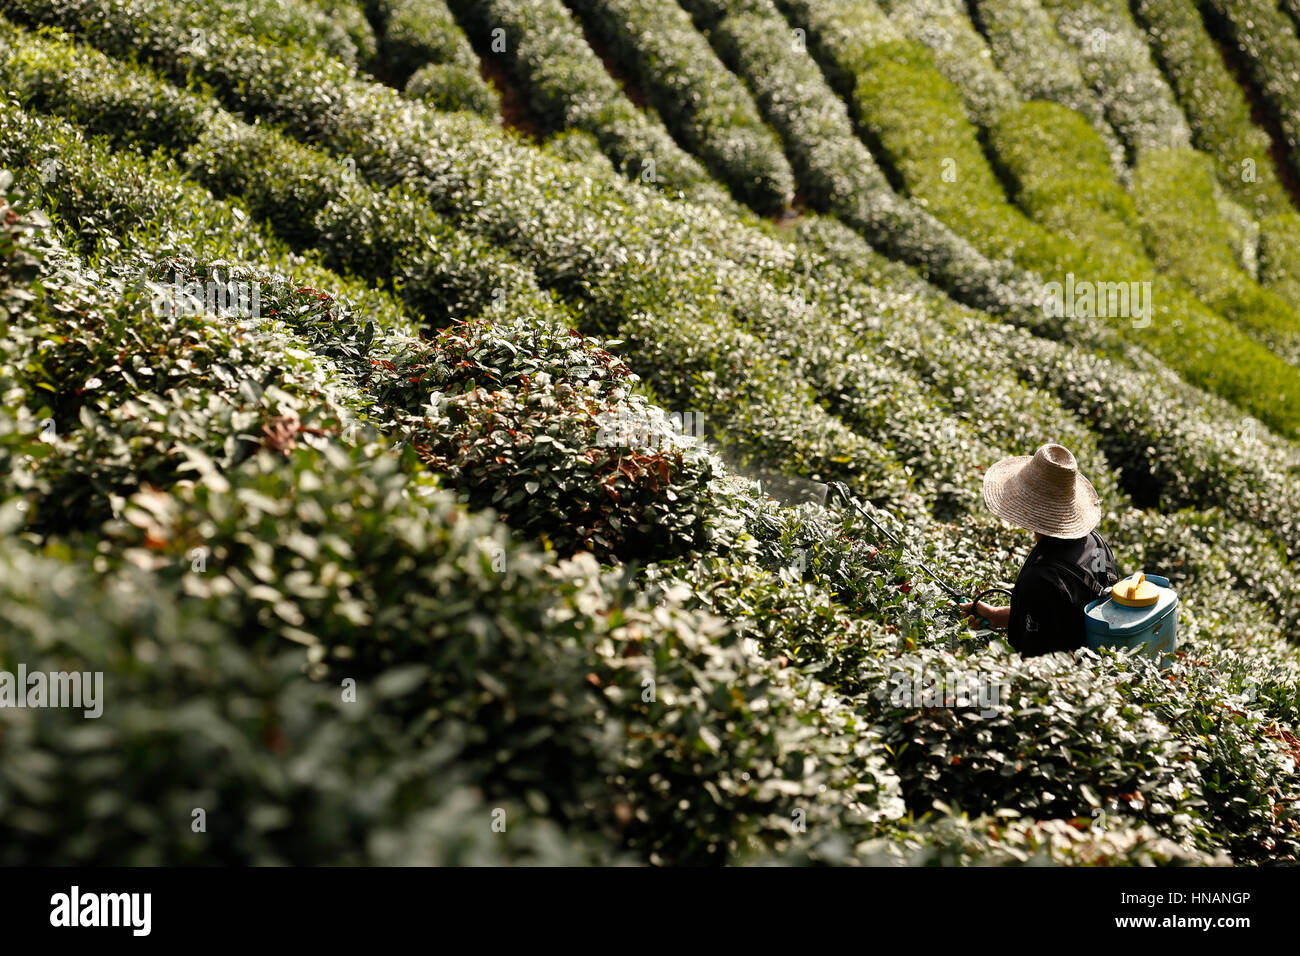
left=364, top=0, right=480, bottom=84
left=1036, top=0, right=1192, bottom=156
left=1131, top=148, right=1300, bottom=364
left=1103, top=0, right=1300, bottom=310
left=879, top=0, right=1018, bottom=126
left=0, top=531, right=602, bottom=865
left=566, top=0, right=796, bottom=214
left=0, top=10, right=924, bottom=496
left=776, top=0, right=1300, bottom=437
left=678, top=0, right=1036, bottom=316
left=969, top=0, right=1125, bottom=174
left=312, top=0, right=379, bottom=69
left=363, top=0, right=499, bottom=113
left=1199, top=0, right=1300, bottom=185
left=1130, top=0, right=1293, bottom=218
left=404, top=60, right=499, bottom=116
left=445, top=0, right=730, bottom=204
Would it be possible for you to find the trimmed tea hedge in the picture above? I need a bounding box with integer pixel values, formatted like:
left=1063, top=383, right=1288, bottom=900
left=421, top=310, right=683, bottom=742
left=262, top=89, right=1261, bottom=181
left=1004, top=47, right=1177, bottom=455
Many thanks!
left=0, top=525, right=604, bottom=865
left=1131, top=148, right=1300, bottom=364
left=679, top=0, right=1038, bottom=317
left=445, top=0, right=731, bottom=204
left=0, top=9, right=925, bottom=497
left=988, top=101, right=1300, bottom=363
left=365, top=0, right=479, bottom=82
left=363, top=0, right=500, bottom=114
left=990, top=101, right=1142, bottom=262
left=1130, top=0, right=1292, bottom=218
left=777, top=0, right=1300, bottom=436
left=564, top=0, right=796, bottom=214
left=404, top=61, right=499, bottom=115
left=6, top=166, right=1300, bottom=863
left=311, top=0, right=380, bottom=69
left=879, top=0, right=1017, bottom=126
left=0, top=106, right=752, bottom=570
left=1130, top=0, right=1300, bottom=310
left=0, top=35, right=552, bottom=325
left=1199, top=0, right=1300, bottom=187
left=1036, top=0, right=1192, bottom=157
left=970, top=0, right=1125, bottom=175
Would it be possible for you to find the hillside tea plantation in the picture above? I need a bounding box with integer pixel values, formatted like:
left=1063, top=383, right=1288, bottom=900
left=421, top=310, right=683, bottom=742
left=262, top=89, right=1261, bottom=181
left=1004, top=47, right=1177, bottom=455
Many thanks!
left=2, top=0, right=1300, bottom=868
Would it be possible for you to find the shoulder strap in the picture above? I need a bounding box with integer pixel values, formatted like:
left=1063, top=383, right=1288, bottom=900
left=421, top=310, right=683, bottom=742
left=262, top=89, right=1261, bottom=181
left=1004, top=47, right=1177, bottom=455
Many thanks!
left=1032, top=532, right=1115, bottom=599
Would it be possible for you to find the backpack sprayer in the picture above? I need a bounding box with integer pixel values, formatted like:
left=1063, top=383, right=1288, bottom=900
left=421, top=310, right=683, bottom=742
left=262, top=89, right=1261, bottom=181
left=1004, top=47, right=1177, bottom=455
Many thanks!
left=828, top=482, right=1012, bottom=629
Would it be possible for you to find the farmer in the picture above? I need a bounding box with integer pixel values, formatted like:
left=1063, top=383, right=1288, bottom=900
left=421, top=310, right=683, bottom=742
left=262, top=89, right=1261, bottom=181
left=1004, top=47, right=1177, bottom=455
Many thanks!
left=960, top=443, right=1118, bottom=657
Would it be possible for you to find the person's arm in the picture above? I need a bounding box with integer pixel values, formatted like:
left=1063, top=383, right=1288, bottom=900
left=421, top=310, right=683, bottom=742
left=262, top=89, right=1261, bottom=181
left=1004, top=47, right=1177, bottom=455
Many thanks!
left=960, top=600, right=1009, bottom=630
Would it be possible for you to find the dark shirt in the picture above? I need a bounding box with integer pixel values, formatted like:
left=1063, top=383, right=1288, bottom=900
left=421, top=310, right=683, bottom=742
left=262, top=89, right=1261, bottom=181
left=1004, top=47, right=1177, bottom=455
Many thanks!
left=1008, top=532, right=1118, bottom=657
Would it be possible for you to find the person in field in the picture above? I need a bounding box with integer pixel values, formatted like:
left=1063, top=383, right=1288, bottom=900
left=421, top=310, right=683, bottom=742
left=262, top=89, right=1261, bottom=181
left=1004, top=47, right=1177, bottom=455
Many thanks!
left=961, top=443, right=1118, bottom=656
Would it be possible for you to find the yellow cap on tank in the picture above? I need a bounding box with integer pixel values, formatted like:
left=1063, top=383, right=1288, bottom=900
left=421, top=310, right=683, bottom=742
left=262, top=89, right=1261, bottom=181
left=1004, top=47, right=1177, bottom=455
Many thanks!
left=1112, top=571, right=1160, bottom=608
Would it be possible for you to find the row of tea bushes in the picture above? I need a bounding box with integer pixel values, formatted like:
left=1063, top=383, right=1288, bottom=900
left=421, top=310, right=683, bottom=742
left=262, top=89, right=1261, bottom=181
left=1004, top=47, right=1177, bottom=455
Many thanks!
left=362, top=0, right=499, bottom=114
left=1129, top=0, right=1300, bottom=310
left=564, top=0, right=796, bottom=214
left=1131, top=148, right=1300, bottom=365
left=986, top=96, right=1300, bottom=364
left=1036, top=0, right=1192, bottom=155
left=309, top=0, right=380, bottom=66
left=773, top=0, right=1080, bottom=275
left=13, top=1, right=1300, bottom=593
left=0, top=35, right=555, bottom=327
left=646, top=498, right=1300, bottom=861
left=0, top=519, right=604, bottom=865
left=0, top=107, right=414, bottom=335
left=990, top=101, right=1141, bottom=266
left=1129, top=0, right=1291, bottom=218
left=197, top=0, right=372, bottom=67
left=783, top=0, right=1300, bottom=435
left=0, top=27, right=913, bottom=505
left=0, top=0, right=1037, bottom=336
left=0, top=169, right=380, bottom=536
left=1027, top=0, right=1300, bottom=358
left=7, top=166, right=1300, bottom=862
left=0, top=103, right=738, bottom=569
left=879, top=0, right=1018, bottom=127
left=1199, top=0, right=1300, bottom=187
left=445, top=0, right=732, bottom=205
left=969, top=0, right=1125, bottom=175
left=3, top=179, right=915, bottom=866
left=1260, top=212, right=1300, bottom=313
left=677, top=0, right=1037, bottom=319
left=364, top=0, right=479, bottom=83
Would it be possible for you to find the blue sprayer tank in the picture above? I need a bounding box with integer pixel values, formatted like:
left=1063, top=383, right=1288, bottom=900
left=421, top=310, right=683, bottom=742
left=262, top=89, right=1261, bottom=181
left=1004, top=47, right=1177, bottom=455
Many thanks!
left=1084, top=572, right=1178, bottom=665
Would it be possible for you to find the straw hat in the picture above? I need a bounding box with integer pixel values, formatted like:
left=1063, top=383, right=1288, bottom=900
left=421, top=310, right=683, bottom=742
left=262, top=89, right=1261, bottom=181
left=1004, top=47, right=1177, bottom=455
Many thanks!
left=982, top=443, right=1101, bottom=538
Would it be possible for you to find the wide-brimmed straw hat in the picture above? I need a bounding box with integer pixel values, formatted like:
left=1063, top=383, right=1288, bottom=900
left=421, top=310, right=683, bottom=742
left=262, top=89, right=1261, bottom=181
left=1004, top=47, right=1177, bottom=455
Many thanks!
left=982, top=443, right=1101, bottom=538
